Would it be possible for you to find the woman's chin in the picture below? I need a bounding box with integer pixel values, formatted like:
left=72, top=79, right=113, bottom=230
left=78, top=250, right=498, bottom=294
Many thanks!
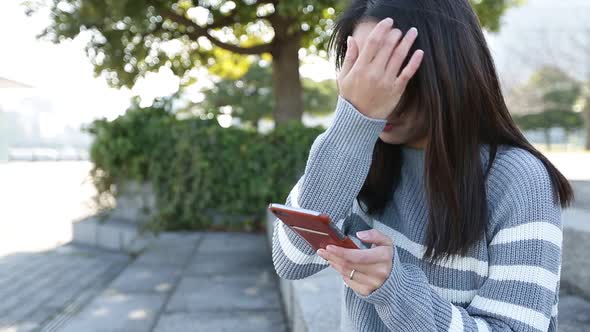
left=379, top=134, right=406, bottom=145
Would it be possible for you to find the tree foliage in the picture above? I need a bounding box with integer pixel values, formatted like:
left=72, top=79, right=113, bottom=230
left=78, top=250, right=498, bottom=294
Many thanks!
left=510, top=65, right=584, bottom=141
left=27, top=0, right=344, bottom=88
left=200, top=62, right=337, bottom=127
left=26, top=0, right=521, bottom=121
left=26, top=0, right=518, bottom=87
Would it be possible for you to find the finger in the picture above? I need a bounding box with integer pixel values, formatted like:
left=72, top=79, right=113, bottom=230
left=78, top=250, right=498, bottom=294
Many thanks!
left=393, top=49, right=424, bottom=93
left=356, top=17, right=394, bottom=66
left=325, top=244, right=390, bottom=265
left=328, top=259, right=381, bottom=290
left=342, top=273, right=375, bottom=296
left=318, top=248, right=374, bottom=274
left=372, top=28, right=403, bottom=70
left=356, top=229, right=394, bottom=247
left=386, top=27, right=419, bottom=77
left=339, top=36, right=359, bottom=78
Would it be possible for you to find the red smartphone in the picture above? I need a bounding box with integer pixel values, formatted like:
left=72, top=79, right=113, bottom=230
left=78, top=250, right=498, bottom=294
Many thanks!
left=268, top=203, right=359, bottom=250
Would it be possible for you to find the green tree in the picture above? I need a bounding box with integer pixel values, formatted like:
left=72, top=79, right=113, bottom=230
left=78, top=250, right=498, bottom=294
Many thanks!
left=511, top=65, right=583, bottom=149
left=26, top=0, right=521, bottom=123
left=200, top=62, right=337, bottom=128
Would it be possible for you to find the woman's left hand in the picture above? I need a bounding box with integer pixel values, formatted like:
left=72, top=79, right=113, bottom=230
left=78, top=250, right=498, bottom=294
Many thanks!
left=317, top=229, right=394, bottom=296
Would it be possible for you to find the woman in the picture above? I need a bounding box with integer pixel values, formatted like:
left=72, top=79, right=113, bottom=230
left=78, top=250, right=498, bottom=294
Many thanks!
left=271, top=0, right=573, bottom=331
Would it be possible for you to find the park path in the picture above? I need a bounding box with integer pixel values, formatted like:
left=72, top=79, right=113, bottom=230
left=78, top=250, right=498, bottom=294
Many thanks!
left=55, top=232, right=287, bottom=332
left=0, top=245, right=129, bottom=332
left=0, top=232, right=286, bottom=332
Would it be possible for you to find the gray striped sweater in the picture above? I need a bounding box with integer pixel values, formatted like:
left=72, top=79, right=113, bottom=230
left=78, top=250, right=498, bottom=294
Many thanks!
left=271, top=96, right=562, bottom=331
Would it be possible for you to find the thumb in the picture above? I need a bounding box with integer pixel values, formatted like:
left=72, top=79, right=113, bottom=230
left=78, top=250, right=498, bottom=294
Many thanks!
left=356, top=229, right=393, bottom=247
left=340, top=36, right=358, bottom=77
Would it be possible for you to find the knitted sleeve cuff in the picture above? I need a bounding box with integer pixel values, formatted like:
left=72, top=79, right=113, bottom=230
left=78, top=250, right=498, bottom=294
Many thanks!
left=353, top=245, right=408, bottom=306
left=321, top=96, right=387, bottom=159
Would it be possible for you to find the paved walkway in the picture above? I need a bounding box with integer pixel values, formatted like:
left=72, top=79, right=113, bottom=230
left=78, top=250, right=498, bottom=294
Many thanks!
left=0, top=245, right=129, bottom=332
left=27, top=232, right=286, bottom=332
left=2, top=231, right=590, bottom=331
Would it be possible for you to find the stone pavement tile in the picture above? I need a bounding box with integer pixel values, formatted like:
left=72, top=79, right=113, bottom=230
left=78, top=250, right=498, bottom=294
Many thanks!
left=187, top=250, right=273, bottom=276
left=0, top=244, right=129, bottom=332
left=133, top=239, right=198, bottom=267
left=165, top=272, right=281, bottom=312
left=44, top=259, right=115, bottom=308
left=1, top=307, right=60, bottom=332
left=149, top=232, right=203, bottom=246
left=197, top=232, right=269, bottom=254
left=107, top=262, right=182, bottom=294
left=0, top=255, right=80, bottom=314
left=143, top=233, right=202, bottom=252
left=559, top=295, right=590, bottom=332
left=45, top=254, right=127, bottom=309
left=0, top=254, right=71, bottom=304
left=133, top=246, right=194, bottom=266
left=57, top=292, right=167, bottom=332
left=3, top=260, right=100, bottom=323
left=0, top=253, right=45, bottom=281
left=153, top=310, right=287, bottom=332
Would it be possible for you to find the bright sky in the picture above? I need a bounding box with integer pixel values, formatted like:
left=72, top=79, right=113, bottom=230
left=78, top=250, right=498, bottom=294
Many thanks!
left=0, top=0, right=588, bottom=133
left=0, top=1, right=132, bottom=125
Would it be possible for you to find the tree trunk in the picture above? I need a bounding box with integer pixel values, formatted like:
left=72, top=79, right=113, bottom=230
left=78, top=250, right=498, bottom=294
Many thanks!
left=271, top=34, right=303, bottom=125
left=544, top=129, right=552, bottom=151
left=585, top=105, right=590, bottom=151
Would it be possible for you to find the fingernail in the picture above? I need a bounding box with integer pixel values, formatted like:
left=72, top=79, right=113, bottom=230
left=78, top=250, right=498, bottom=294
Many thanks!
left=384, top=17, right=393, bottom=24
left=357, top=231, right=368, bottom=239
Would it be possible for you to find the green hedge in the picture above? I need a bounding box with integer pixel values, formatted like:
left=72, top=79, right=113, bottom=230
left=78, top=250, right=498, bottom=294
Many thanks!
left=85, top=101, right=323, bottom=232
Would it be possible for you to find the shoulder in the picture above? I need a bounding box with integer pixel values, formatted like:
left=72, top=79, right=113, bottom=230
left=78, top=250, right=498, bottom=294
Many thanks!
left=482, top=144, right=561, bottom=234
left=485, top=145, right=551, bottom=187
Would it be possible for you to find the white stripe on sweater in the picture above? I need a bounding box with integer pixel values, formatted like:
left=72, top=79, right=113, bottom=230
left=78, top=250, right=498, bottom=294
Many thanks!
left=360, top=206, right=560, bottom=294
left=373, top=223, right=489, bottom=277
left=470, top=296, right=549, bottom=331
left=376, top=221, right=557, bottom=291
left=449, top=305, right=464, bottom=331
left=354, top=202, right=489, bottom=277
left=490, top=221, right=562, bottom=247
left=276, top=220, right=328, bottom=266
left=290, top=179, right=301, bottom=207
left=474, top=317, right=491, bottom=332
left=430, top=285, right=478, bottom=304
left=488, top=265, right=558, bottom=292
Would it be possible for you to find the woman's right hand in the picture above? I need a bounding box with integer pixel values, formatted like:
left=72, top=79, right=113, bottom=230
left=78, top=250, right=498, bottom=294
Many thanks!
left=337, top=18, right=424, bottom=121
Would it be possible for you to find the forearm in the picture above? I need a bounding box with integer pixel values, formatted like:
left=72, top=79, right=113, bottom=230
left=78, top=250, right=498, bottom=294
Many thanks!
left=271, top=96, right=386, bottom=280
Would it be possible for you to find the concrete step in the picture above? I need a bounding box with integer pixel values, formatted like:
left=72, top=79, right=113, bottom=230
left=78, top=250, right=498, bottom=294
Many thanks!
left=72, top=216, right=155, bottom=255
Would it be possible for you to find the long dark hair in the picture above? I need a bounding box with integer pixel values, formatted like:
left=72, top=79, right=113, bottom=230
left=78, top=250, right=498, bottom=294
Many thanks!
left=328, top=0, right=574, bottom=261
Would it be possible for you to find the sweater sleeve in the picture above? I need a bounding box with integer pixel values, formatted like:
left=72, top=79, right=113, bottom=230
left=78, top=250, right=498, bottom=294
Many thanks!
left=352, top=150, right=563, bottom=332
left=271, top=96, right=387, bottom=280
